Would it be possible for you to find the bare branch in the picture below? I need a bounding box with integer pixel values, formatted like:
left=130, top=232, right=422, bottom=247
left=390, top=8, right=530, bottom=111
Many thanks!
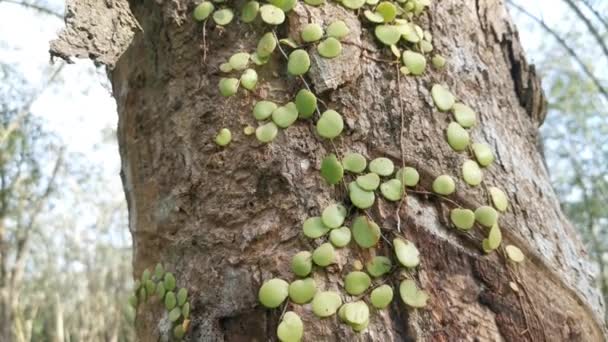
left=10, top=148, right=64, bottom=296
left=0, top=0, right=63, bottom=19
left=581, top=0, right=608, bottom=32
left=508, top=0, right=608, bottom=102
left=562, top=0, right=608, bottom=65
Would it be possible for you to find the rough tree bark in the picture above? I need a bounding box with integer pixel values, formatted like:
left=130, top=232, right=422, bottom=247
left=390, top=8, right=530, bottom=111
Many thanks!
left=52, top=0, right=606, bottom=341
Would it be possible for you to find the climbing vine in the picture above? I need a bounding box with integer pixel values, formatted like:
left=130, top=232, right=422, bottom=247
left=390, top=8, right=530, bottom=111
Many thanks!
left=132, top=0, right=529, bottom=340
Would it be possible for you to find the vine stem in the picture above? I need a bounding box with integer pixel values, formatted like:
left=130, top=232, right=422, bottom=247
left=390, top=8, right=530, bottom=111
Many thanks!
left=406, top=189, right=462, bottom=209
left=396, top=64, right=407, bottom=233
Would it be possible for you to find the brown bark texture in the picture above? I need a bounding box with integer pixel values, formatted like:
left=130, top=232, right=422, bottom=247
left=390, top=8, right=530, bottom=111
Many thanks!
left=52, top=0, right=607, bottom=341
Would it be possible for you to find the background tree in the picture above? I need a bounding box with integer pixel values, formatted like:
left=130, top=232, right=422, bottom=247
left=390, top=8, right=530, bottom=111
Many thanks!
left=0, top=0, right=134, bottom=340
left=509, top=0, right=608, bottom=321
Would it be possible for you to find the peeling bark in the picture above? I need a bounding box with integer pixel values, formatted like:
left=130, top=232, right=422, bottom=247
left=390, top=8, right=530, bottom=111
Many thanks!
left=53, top=0, right=606, bottom=340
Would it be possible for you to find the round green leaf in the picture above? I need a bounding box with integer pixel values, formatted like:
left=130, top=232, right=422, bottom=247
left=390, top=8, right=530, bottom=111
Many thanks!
left=288, top=278, right=316, bottom=304
left=322, top=203, right=347, bottom=228
left=269, top=0, right=297, bottom=11
left=452, top=103, right=476, bottom=128
left=396, top=167, right=419, bottom=187
left=348, top=182, right=375, bottom=209
left=366, top=256, right=392, bottom=277
left=295, top=89, right=317, bottom=119
left=218, top=78, right=239, bottom=97
left=401, top=23, right=421, bottom=43
left=450, top=208, right=475, bottom=230
left=487, top=224, right=502, bottom=250
left=475, top=205, right=498, bottom=228
left=169, top=307, right=181, bottom=322
left=215, top=128, right=232, bottom=146
left=240, top=68, right=258, bottom=90
left=213, top=8, right=234, bottom=25
left=432, top=175, right=455, bottom=195
left=193, top=1, right=214, bottom=21
left=154, top=263, right=164, bottom=280
left=176, top=287, right=188, bottom=306
left=489, top=187, right=508, bottom=212
left=376, top=1, right=397, bottom=22
left=364, top=10, right=384, bottom=23
left=344, top=271, right=371, bottom=295
left=369, top=157, right=394, bottom=176
left=420, top=40, right=433, bottom=53
left=257, top=32, right=277, bottom=57
left=164, top=272, right=176, bottom=291
left=402, top=51, right=426, bottom=75
left=301, top=23, right=324, bottom=42
left=375, top=25, right=401, bottom=45
left=303, top=216, right=330, bottom=239
left=380, top=179, right=403, bottom=201
left=312, top=291, right=342, bottom=317
left=321, top=153, right=344, bottom=185
left=431, top=84, right=455, bottom=111
left=352, top=216, right=381, bottom=248
left=342, top=152, right=367, bottom=173
left=277, top=312, right=304, bottom=342
left=165, top=291, right=177, bottom=310
left=256, top=122, right=279, bottom=143
left=326, top=20, right=350, bottom=39
left=329, top=226, right=351, bottom=247
left=370, top=285, right=393, bottom=309
left=259, top=4, right=285, bottom=25
left=472, top=143, right=494, bottom=167
left=291, top=251, right=313, bottom=277
left=287, top=49, right=310, bottom=76
left=394, top=238, right=420, bottom=268
left=258, top=278, right=289, bottom=308
left=253, top=101, right=277, bottom=120
left=312, top=242, right=335, bottom=266
left=356, top=172, right=380, bottom=191
left=241, top=1, right=260, bottom=23
left=156, top=282, right=166, bottom=299
left=462, top=160, right=482, bottom=186
left=272, top=102, right=298, bottom=128
left=431, top=55, right=447, bottom=69
left=399, top=279, right=428, bottom=308
left=145, top=279, right=155, bottom=294
left=316, top=110, right=344, bottom=139
left=446, top=122, right=469, bottom=151
left=229, top=52, right=250, bottom=70
left=342, top=0, right=365, bottom=9
left=317, top=37, right=342, bottom=58
left=343, top=301, right=369, bottom=325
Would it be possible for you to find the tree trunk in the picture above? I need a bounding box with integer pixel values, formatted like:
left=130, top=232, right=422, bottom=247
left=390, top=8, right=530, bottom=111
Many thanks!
left=52, top=0, right=606, bottom=340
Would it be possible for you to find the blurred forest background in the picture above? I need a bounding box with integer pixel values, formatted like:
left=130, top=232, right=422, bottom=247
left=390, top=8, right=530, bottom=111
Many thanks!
left=0, top=0, right=606, bottom=340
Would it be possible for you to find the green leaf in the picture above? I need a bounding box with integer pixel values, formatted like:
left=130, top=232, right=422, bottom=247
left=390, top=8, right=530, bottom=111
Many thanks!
left=259, top=4, right=285, bottom=25
left=258, top=278, right=289, bottom=308
left=193, top=1, right=214, bottom=21
left=287, top=49, right=311, bottom=76
left=352, top=216, right=380, bottom=248
left=316, top=110, right=344, bottom=139
left=321, top=153, right=344, bottom=185
left=212, top=8, right=234, bottom=26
